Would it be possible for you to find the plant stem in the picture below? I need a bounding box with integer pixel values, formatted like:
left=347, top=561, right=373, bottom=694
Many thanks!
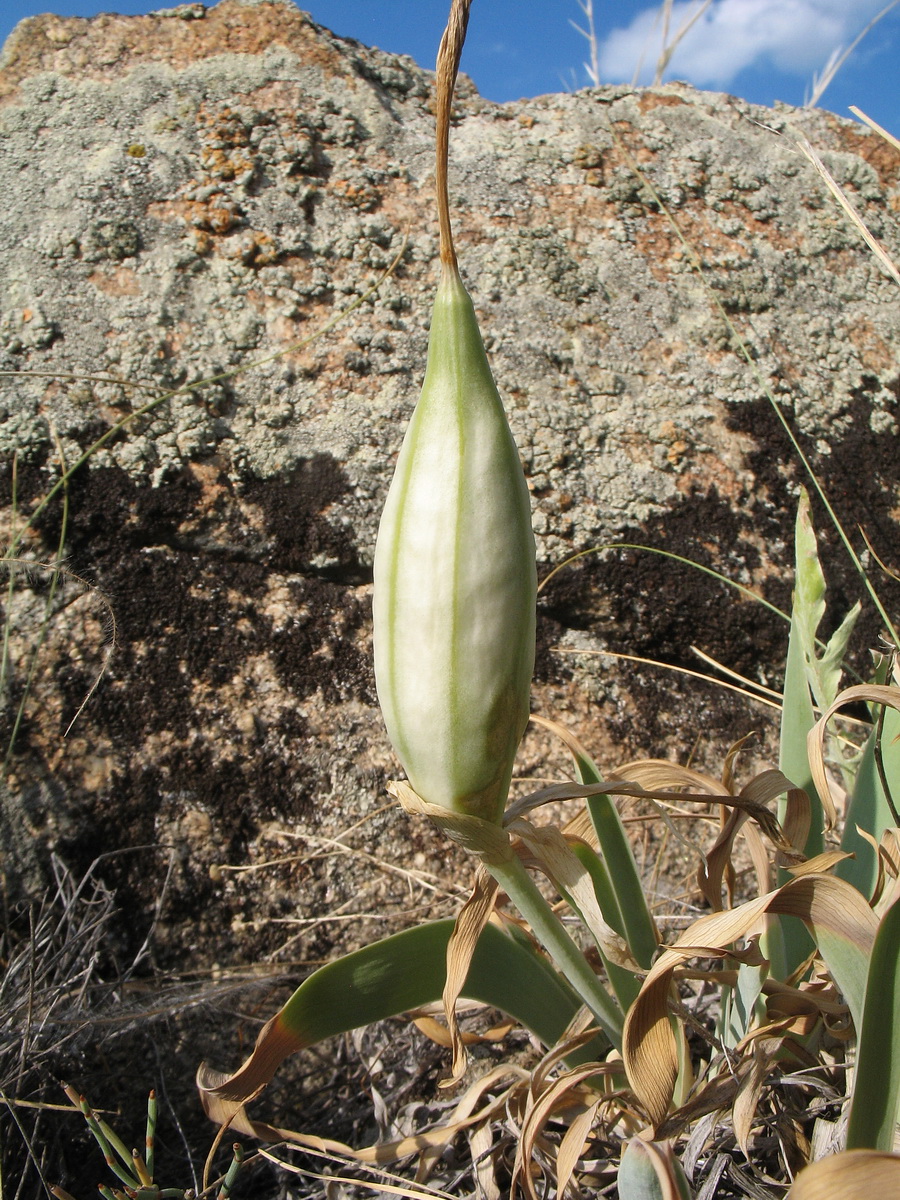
left=487, top=852, right=624, bottom=1049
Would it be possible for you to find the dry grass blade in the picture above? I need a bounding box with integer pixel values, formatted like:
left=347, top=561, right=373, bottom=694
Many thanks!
left=850, top=105, right=900, bottom=153
left=797, top=139, right=900, bottom=286
left=691, top=646, right=783, bottom=702
left=569, top=0, right=600, bottom=87
left=556, top=646, right=783, bottom=712
left=652, top=0, right=714, bottom=85
left=258, top=1147, right=459, bottom=1200
left=806, top=2, right=900, bottom=106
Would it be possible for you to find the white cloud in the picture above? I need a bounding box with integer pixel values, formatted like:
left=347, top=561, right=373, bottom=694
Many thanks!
left=597, top=0, right=888, bottom=89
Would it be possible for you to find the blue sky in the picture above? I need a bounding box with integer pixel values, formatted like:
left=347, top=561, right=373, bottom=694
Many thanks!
left=2, top=0, right=899, bottom=133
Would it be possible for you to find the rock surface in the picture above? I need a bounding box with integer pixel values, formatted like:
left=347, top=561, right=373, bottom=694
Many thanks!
left=1, top=0, right=899, bottom=977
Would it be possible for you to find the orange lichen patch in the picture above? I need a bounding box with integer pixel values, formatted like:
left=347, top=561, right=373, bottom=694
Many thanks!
left=200, top=146, right=256, bottom=182
left=544, top=182, right=621, bottom=231
left=87, top=266, right=140, bottom=296
left=637, top=92, right=688, bottom=114
left=207, top=204, right=241, bottom=234
left=606, top=118, right=658, bottom=164
left=187, top=460, right=231, bottom=511
left=330, top=177, right=382, bottom=212
left=657, top=419, right=692, bottom=460
left=847, top=318, right=895, bottom=373
left=233, top=230, right=280, bottom=267
left=0, top=1, right=353, bottom=105
left=821, top=117, right=900, bottom=188
left=674, top=452, right=747, bottom=504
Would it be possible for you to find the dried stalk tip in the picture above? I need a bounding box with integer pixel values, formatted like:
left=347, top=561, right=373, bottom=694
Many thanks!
left=435, top=0, right=473, bottom=269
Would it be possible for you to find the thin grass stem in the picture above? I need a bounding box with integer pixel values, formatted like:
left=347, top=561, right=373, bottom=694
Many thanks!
left=554, top=646, right=783, bottom=712
left=538, top=542, right=790, bottom=623
left=0, top=453, right=19, bottom=711
left=3, top=436, right=71, bottom=772
left=806, top=1, right=900, bottom=107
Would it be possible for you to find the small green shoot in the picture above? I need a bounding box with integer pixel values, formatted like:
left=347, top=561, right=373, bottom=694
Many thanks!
left=57, top=1085, right=246, bottom=1199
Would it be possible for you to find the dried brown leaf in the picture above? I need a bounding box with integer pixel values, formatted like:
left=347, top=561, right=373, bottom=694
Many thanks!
left=508, top=817, right=638, bottom=969
left=808, top=684, right=900, bottom=830
left=789, top=1149, right=900, bottom=1197
left=513, top=1065, right=613, bottom=1200
left=786, top=851, right=851, bottom=876
left=411, top=1014, right=515, bottom=1048
left=440, top=866, right=498, bottom=1086
left=623, top=874, right=877, bottom=1128
left=555, top=1099, right=601, bottom=1196
left=732, top=1040, right=778, bottom=1157
left=203, top=1064, right=529, bottom=1165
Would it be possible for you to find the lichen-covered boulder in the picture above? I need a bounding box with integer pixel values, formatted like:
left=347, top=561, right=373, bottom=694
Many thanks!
left=1, top=0, right=898, bottom=969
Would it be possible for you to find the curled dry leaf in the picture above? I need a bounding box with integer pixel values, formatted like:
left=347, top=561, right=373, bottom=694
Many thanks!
left=623, top=873, right=878, bottom=1129
left=201, top=1062, right=529, bottom=1167
left=507, top=816, right=637, bottom=969
left=411, top=1014, right=516, bottom=1049
left=439, top=865, right=499, bottom=1086
left=808, top=683, right=900, bottom=831
left=698, top=770, right=809, bottom=911
left=513, top=1064, right=620, bottom=1200
left=788, top=1149, right=900, bottom=1197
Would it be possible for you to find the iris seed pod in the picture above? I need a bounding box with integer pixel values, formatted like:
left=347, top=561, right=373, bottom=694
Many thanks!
left=372, top=262, right=536, bottom=825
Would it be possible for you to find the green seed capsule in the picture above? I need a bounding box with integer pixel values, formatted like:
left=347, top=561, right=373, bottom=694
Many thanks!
left=373, top=263, right=536, bottom=826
